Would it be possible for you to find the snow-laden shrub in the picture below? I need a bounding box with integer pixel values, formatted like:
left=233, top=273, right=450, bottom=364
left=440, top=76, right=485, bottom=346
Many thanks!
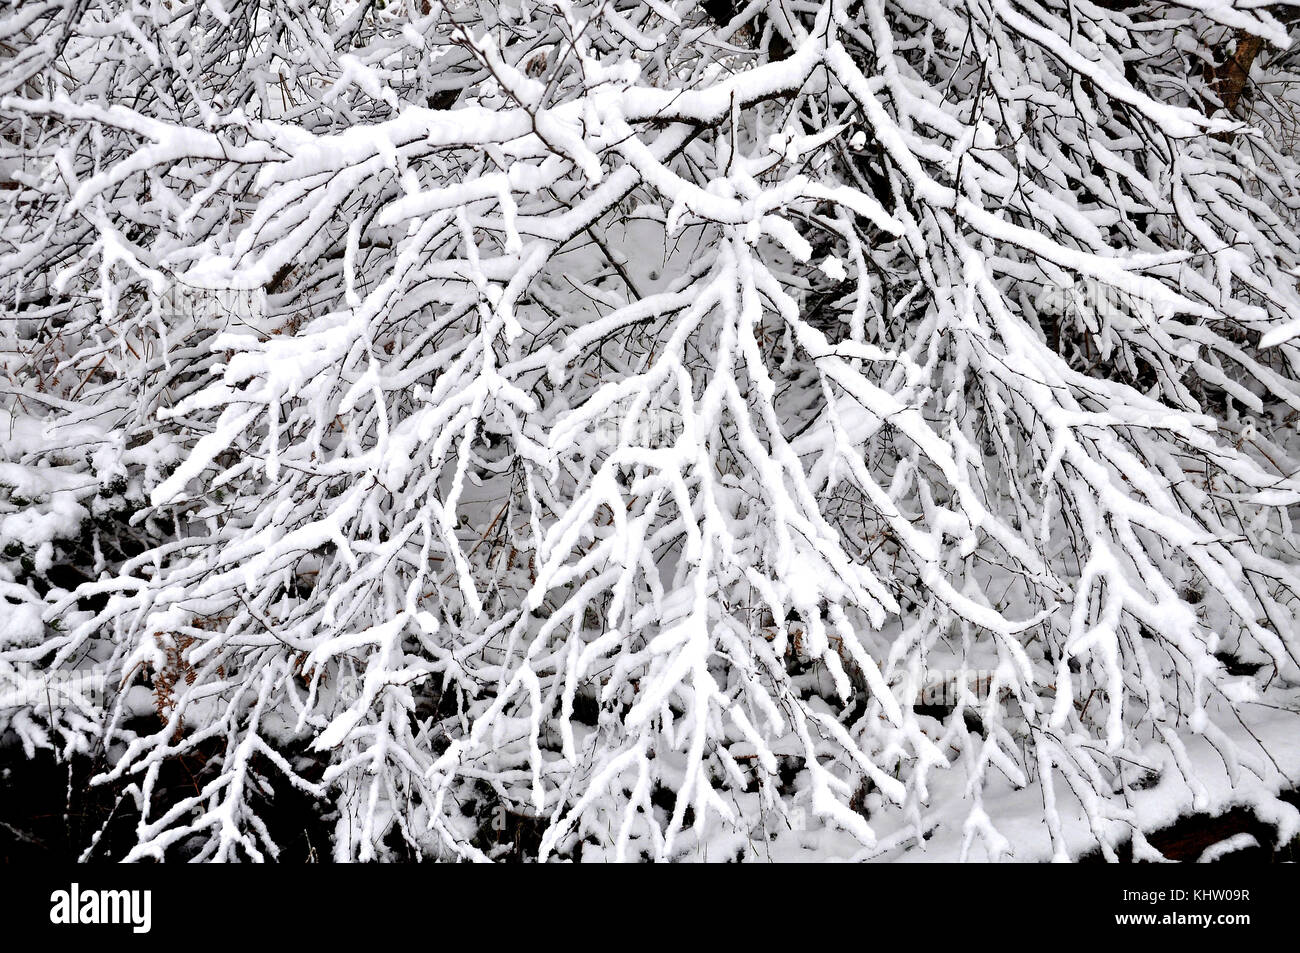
left=4, top=0, right=1300, bottom=861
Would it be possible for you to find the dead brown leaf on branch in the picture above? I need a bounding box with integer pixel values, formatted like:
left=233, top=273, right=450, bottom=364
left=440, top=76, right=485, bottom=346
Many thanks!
left=1208, top=30, right=1265, bottom=116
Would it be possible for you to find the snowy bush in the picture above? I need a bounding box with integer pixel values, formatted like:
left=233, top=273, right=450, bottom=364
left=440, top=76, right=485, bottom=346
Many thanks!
left=4, top=0, right=1300, bottom=861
